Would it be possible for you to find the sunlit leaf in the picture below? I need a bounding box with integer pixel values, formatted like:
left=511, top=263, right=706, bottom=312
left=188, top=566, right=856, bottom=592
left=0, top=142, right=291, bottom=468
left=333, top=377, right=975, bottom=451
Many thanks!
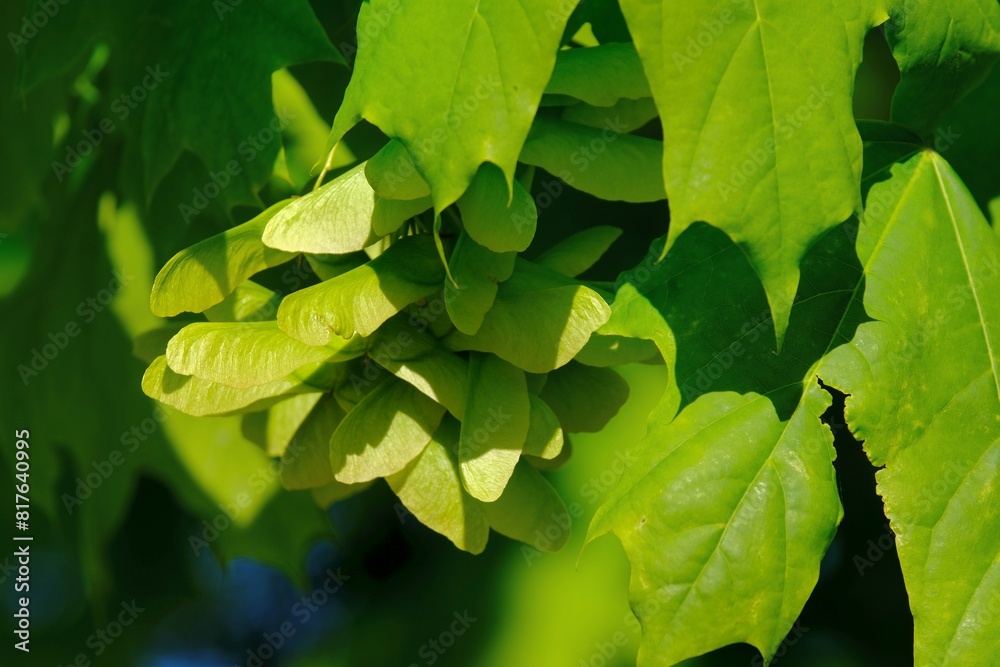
left=387, top=418, right=490, bottom=554
left=330, top=377, right=446, bottom=483
left=277, top=234, right=444, bottom=344
left=264, top=164, right=377, bottom=254
left=619, top=0, right=886, bottom=343
left=328, top=0, right=577, bottom=209
left=586, top=153, right=883, bottom=665
left=142, top=356, right=336, bottom=417
left=151, top=202, right=295, bottom=317
left=589, top=385, right=841, bottom=666
left=166, top=320, right=364, bottom=388
left=822, top=150, right=1000, bottom=665
left=459, top=353, right=531, bottom=502
left=445, top=259, right=611, bottom=373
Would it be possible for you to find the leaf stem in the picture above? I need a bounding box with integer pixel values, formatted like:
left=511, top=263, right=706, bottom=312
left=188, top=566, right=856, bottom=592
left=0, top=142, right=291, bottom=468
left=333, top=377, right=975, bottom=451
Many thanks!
left=313, top=143, right=339, bottom=192
left=433, top=213, right=458, bottom=288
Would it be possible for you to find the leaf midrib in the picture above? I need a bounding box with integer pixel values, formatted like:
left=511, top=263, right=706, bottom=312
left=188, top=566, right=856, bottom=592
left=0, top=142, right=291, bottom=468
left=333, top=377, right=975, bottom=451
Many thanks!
left=931, top=156, right=1000, bottom=403
left=629, top=394, right=789, bottom=635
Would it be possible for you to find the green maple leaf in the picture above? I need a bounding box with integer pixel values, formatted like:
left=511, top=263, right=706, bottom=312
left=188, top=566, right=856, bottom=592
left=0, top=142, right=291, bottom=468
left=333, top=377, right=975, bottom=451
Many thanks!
left=17, top=0, right=341, bottom=209
left=823, top=148, right=1000, bottom=665
left=589, top=384, right=841, bottom=666
left=584, top=138, right=898, bottom=664
left=618, top=0, right=887, bottom=344
left=141, top=0, right=343, bottom=207
left=459, top=353, right=531, bottom=502
left=327, top=0, right=577, bottom=210
left=585, top=224, right=861, bottom=664
left=886, top=0, right=1000, bottom=137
